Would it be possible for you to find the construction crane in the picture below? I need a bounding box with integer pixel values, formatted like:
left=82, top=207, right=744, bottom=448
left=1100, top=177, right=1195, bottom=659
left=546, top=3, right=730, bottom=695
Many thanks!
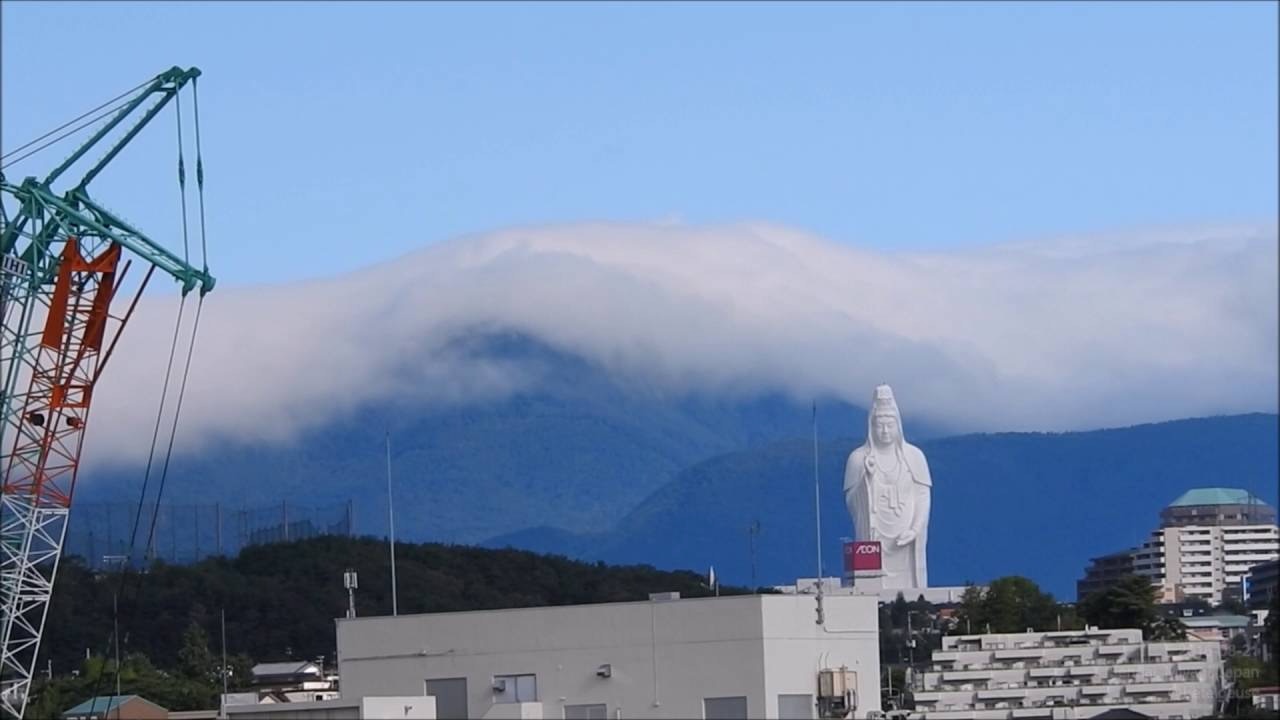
left=0, top=66, right=215, bottom=719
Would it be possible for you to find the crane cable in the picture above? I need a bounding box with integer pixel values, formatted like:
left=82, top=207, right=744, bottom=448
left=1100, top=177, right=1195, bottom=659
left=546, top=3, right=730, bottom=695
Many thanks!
left=0, top=96, right=137, bottom=171
left=193, top=76, right=209, bottom=271
left=139, top=78, right=206, bottom=560
left=87, top=296, right=188, bottom=717
left=90, top=78, right=208, bottom=714
left=0, top=76, right=153, bottom=169
left=0, top=75, right=150, bottom=159
left=139, top=79, right=211, bottom=553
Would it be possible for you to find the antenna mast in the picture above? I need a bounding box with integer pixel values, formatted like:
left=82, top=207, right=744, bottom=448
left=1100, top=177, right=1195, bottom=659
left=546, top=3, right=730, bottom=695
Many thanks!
left=813, top=401, right=825, bottom=624
left=385, top=432, right=398, bottom=616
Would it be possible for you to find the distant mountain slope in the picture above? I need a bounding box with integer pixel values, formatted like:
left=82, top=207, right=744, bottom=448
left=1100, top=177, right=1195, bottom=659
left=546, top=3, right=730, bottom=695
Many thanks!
left=76, top=332, right=914, bottom=544
left=485, top=414, right=1280, bottom=599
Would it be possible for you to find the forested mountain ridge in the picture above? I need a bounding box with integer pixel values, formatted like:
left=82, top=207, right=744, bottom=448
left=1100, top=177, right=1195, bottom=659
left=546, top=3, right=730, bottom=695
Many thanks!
left=485, top=413, right=1280, bottom=598
left=45, top=535, right=744, bottom=678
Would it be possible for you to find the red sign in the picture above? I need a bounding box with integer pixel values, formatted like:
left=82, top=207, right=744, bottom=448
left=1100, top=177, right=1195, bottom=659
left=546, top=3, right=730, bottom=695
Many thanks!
left=844, top=541, right=882, bottom=572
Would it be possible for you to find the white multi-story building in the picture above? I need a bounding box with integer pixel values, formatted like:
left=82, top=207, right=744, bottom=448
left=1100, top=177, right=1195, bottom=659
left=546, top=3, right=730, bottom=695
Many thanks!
left=1129, top=488, right=1279, bottom=605
left=336, top=592, right=882, bottom=719
left=910, top=628, right=1222, bottom=720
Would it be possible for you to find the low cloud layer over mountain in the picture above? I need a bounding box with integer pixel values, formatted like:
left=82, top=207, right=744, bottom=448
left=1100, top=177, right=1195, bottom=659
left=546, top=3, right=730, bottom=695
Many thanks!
left=87, top=221, right=1278, bottom=468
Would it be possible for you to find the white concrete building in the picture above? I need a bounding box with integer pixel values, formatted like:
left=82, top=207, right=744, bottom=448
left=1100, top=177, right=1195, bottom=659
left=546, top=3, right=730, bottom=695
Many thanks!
left=910, top=628, right=1222, bottom=720
left=335, top=592, right=882, bottom=719
left=1131, top=489, right=1278, bottom=605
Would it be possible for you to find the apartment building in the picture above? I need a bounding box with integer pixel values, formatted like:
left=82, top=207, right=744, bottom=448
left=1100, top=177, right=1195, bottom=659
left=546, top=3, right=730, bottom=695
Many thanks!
left=910, top=628, right=1222, bottom=720
left=1133, top=526, right=1278, bottom=604
left=1088, top=488, right=1280, bottom=605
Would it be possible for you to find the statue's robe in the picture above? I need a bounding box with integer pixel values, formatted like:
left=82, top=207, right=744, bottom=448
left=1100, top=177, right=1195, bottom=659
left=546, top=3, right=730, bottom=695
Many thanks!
left=844, top=444, right=931, bottom=588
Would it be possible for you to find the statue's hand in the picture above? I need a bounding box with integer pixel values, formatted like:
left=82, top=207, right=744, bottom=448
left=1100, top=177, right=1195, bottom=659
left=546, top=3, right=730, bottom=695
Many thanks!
left=896, top=530, right=917, bottom=546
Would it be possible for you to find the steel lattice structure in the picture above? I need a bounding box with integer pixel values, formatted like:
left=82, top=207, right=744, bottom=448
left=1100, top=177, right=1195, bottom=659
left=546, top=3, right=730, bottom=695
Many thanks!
left=0, top=66, right=214, bottom=719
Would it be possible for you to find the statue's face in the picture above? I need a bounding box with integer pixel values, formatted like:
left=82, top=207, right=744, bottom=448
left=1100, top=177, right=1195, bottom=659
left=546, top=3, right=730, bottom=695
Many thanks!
left=872, top=413, right=899, bottom=447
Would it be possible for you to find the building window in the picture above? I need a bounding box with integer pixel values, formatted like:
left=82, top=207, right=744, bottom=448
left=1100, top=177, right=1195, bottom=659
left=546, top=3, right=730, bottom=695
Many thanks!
left=564, top=703, right=608, bottom=720
left=777, top=694, right=814, bottom=719
left=493, top=674, right=537, bottom=703
left=704, top=696, right=749, bottom=720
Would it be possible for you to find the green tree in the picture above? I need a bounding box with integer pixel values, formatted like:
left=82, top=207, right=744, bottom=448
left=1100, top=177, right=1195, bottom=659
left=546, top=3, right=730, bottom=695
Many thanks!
left=1263, top=593, right=1279, bottom=652
left=28, top=652, right=220, bottom=716
left=1149, top=615, right=1188, bottom=641
left=177, top=622, right=216, bottom=683
left=225, top=653, right=256, bottom=692
left=1219, top=597, right=1248, bottom=616
left=1056, top=604, right=1087, bottom=631
left=1078, top=575, right=1158, bottom=635
left=890, top=593, right=909, bottom=629
left=956, top=584, right=985, bottom=634
left=957, top=577, right=1059, bottom=634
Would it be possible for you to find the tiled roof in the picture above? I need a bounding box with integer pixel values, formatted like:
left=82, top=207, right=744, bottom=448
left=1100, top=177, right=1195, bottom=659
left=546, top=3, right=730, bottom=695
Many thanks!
left=1168, top=488, right=1269, bottom=508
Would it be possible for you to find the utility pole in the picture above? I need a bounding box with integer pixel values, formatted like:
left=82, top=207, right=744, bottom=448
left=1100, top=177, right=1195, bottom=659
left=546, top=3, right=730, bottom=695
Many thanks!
left=812, top=402, right=824, bottom=625
left=109, top=591, right=121, bottom=720
left=386, top=433, right=398, bottom=616
left=907, top=610, right=915, bottom=666
left=220, top=609, right=229, bottom=719
left=887, top=664, right=894, bottom=710
left=113, top=592, right=121, bottom=697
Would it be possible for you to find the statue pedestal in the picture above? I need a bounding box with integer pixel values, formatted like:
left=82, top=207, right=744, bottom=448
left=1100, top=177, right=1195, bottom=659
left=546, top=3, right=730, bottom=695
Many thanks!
left=773, top=576, right=979, bottom=605
left=842, top=572, right=972, bottom=604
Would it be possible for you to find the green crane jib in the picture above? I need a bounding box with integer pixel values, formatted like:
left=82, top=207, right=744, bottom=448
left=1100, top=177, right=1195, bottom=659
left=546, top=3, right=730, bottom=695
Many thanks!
left=1, top=65, right=215, bottom=295
left=1, top=65, right=215, bottom=720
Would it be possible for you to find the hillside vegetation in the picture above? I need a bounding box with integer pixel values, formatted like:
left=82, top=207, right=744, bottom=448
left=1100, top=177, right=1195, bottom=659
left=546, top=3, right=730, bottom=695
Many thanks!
left=34, top=535, right=743, bottom=713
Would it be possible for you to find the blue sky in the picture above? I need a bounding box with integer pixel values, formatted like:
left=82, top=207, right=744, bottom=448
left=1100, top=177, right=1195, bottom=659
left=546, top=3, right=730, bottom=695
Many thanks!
left=2, top=1, right=1276, bottom=286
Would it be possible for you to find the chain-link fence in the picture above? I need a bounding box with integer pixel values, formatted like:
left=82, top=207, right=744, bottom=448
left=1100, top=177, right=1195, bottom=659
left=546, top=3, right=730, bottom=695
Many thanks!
left=64, top=500, right=354, bottom=569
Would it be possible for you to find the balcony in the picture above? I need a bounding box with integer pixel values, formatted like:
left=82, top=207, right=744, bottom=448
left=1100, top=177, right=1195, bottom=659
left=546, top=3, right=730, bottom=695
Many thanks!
left=976, top=686, right=1028, bottom=700
left=942, top=670, right=996, bottom=681
left=995, top=648, right=1045, bottom=660
left=1125, top=683, right=1177, bottom=694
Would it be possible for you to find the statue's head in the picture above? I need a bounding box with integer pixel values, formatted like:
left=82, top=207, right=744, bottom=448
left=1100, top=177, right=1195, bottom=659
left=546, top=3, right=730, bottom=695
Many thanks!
left=872, top=410, right=900, bottom=447
left=868, top=384, right=903, bottom=449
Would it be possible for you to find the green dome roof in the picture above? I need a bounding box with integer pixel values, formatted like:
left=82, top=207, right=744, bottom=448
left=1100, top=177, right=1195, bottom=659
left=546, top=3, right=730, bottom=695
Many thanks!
left=1168, top=488, right=1271, bottom=508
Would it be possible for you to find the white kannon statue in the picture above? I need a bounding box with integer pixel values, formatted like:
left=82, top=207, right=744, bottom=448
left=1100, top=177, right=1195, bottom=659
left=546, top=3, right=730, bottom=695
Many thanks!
left=843, top=384, right=931, bottom=589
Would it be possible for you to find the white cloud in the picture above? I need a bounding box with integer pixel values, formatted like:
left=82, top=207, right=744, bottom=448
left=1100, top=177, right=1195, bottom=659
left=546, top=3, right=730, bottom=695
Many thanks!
left=83, top=221, right=1279, bottom=468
